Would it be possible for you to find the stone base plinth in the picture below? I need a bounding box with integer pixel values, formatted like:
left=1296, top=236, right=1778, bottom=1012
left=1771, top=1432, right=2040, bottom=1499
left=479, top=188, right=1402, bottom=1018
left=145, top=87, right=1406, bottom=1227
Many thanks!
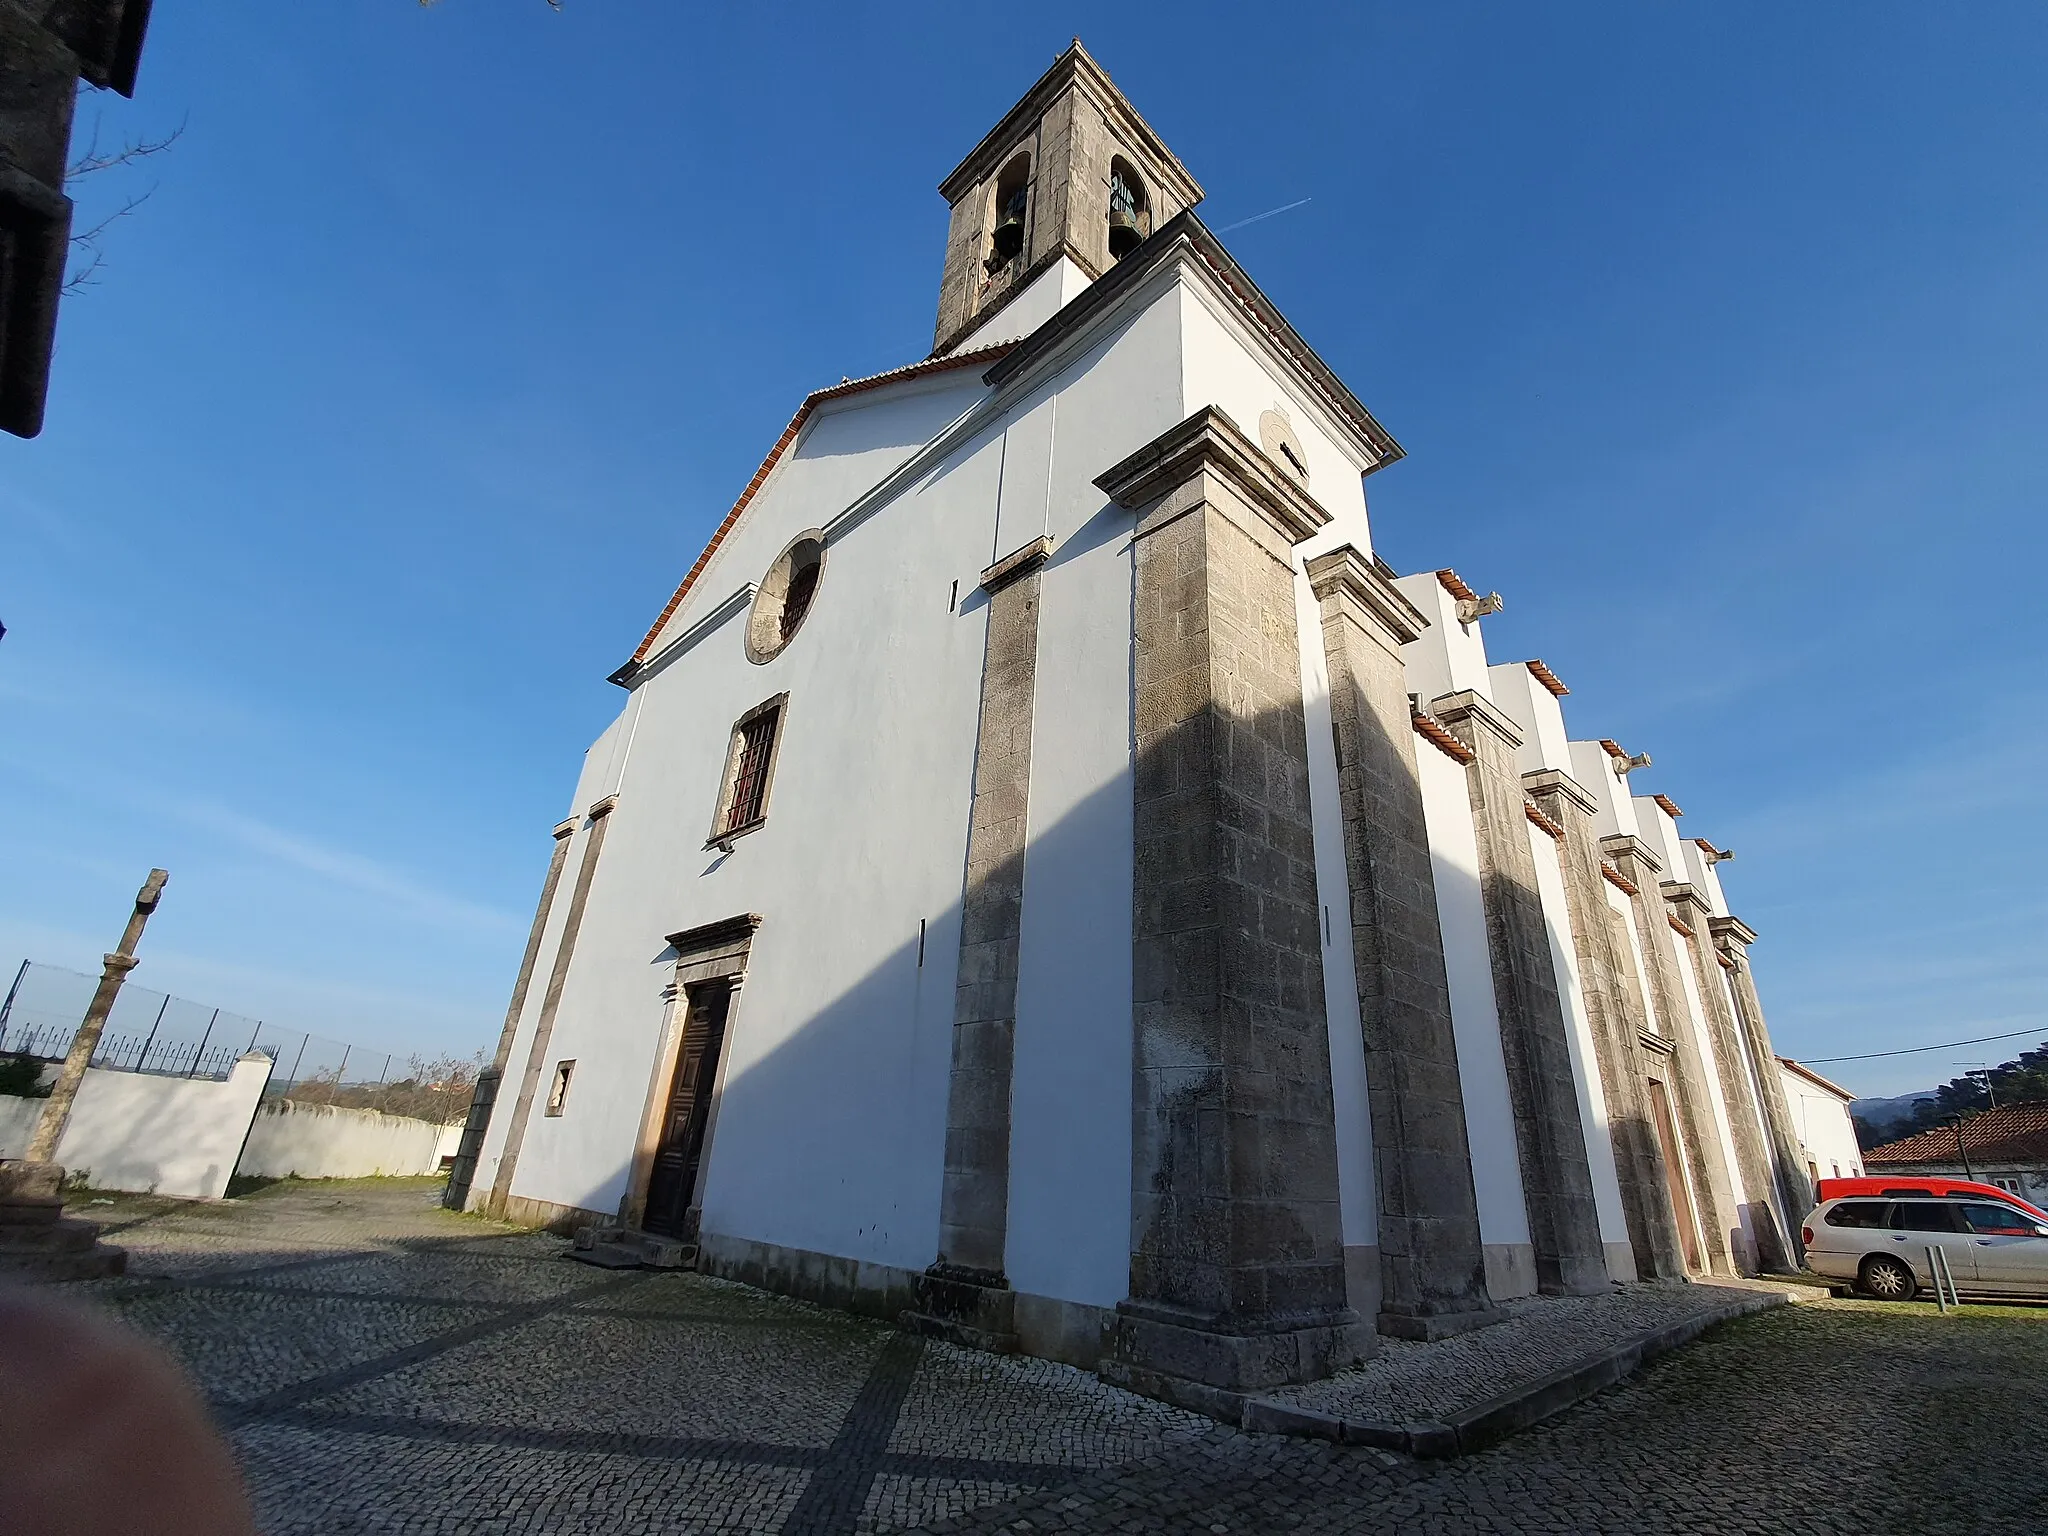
left=900, top=1264, right=1019, bottom=1354
left=1377, top=1305, right=1502, bottom=1342
left=0, top=1160, right=126, bottom=1282
left=1101, top=1302, right=1374, bottom=1421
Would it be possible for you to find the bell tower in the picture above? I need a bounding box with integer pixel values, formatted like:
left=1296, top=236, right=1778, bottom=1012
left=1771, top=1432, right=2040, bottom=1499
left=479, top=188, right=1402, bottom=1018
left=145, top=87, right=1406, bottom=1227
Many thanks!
left=932, top=41, right=1203, bottom=356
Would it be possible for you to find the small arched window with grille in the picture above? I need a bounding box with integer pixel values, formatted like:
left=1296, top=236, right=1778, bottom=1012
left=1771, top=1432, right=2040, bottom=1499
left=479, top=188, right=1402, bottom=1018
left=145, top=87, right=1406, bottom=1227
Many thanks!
left=1108, top=159, right=1150, bottom=260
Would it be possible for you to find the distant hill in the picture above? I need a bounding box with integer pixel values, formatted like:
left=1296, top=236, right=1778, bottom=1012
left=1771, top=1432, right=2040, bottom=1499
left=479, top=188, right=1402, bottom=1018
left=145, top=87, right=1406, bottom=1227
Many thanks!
left=1851, top=1091, right=1936, bottom=1142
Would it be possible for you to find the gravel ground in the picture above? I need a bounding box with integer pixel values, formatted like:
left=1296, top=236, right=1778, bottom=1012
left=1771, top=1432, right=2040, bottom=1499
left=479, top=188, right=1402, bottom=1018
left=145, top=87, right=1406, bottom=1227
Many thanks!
left=46, top=1178, right=2048, bottom=1535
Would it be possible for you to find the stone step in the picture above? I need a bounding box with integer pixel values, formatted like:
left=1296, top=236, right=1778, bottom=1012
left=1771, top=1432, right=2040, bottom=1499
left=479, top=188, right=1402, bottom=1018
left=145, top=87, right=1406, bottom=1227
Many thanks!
left=568, top=1226, right=696, bottom=1271
left=0, top=1195, right=66, bottom=1227
left=0, top=1243, right=127, bottom=1282
left=568, top=1242, right=647, bottom=1270
left=0, top=1216, right=101, bottom=1255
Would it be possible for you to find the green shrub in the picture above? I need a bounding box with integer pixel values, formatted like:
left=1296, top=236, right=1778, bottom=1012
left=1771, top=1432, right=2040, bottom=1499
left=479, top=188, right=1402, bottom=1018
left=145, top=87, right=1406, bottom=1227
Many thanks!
left=0, top=1052, right=51, bottom=1098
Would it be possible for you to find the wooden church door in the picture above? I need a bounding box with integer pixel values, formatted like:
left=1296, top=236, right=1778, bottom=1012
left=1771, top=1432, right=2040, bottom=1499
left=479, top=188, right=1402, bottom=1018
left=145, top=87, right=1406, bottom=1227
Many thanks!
left=643, top=980, right=732, bottom=1239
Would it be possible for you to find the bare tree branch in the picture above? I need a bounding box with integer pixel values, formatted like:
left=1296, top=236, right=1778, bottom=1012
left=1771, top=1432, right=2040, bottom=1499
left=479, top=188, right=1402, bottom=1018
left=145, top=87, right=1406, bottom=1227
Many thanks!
left=61, top=114, right=186, bottom=295
left=67, top=115, right=186, bottom=182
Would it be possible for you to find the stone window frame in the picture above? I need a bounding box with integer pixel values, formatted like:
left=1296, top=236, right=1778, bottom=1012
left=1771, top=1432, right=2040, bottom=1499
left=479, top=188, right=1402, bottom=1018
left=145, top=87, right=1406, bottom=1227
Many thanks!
left=544, top=1059, right=574, bottom=1117
left=744, top=531, right=827, bottom=665
left=707, top=693, right=789, bottom=848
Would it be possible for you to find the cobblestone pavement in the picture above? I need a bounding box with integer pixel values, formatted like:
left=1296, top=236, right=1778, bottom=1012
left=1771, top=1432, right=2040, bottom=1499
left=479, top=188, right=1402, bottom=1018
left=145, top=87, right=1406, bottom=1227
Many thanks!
left=64, top=1180, right=2048, bottom=1535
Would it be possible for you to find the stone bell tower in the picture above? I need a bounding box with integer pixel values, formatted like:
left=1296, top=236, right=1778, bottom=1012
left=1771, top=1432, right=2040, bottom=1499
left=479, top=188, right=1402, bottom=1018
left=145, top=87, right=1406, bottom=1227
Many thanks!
left=932, top=41, right=1203, bottom=356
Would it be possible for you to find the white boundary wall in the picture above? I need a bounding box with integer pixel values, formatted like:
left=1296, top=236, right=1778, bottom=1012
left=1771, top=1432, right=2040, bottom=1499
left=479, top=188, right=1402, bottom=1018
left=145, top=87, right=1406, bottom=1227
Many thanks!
left=237, top=1099, right=462, bottom=1180
left=0, top=1052, right=274, bottom=1199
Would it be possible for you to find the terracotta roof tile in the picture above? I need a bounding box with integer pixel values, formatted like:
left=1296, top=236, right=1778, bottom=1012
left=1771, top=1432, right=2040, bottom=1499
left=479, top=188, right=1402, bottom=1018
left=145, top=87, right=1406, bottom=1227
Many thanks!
left=1413, top=713, right=1474, bottom=765
left=1864, top=1100, right=2048, bottom=1167
left=1525, top=659, right=1569, bottom=698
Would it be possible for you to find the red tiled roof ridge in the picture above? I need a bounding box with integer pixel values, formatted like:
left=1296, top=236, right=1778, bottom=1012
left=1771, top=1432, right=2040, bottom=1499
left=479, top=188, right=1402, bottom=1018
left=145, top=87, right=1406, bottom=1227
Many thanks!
left=1863, top=1099, right=2048, bottom=1165
left=1435, top=568, right=1478, bottom=602
left=625, top=343, right=1016, bottom=669
left=1525, top=659, right=1569, bottom=698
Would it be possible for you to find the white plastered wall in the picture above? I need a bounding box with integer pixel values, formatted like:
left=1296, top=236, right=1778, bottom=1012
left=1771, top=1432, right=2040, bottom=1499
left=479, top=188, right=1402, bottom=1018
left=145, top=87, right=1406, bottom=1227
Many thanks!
left=1415, top=738, right=1534, bottom=1299
left=1003, top=290, right=1184, bottom=1311
left=0, top=1053, right=273, bottom=1199
left=952, top=257, right=1095, bottom=355
left=1778, top=1066, right=1863, bottom=1184
left=498, top=374, right=1004, bottom=1274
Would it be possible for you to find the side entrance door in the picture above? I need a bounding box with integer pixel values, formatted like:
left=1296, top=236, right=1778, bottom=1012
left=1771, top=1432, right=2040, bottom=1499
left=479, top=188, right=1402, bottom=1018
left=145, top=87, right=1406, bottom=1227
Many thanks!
left=643, top=980, right=732, bottom=1240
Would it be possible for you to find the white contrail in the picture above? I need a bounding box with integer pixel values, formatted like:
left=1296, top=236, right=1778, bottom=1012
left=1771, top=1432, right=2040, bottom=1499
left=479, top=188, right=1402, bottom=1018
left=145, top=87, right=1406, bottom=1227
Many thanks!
left=1215, top=197, right=1312, bottom=234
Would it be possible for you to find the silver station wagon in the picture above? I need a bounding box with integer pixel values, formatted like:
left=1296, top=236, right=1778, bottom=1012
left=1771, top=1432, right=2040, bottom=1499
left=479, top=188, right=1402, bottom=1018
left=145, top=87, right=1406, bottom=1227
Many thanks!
left=1804, top=1195, right=2048, bottom=1301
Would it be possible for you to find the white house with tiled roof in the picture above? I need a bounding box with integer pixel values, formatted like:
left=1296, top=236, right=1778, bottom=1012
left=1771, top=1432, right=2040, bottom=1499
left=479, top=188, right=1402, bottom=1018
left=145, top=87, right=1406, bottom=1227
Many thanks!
left=449, top=42, right=1812, bottom=1405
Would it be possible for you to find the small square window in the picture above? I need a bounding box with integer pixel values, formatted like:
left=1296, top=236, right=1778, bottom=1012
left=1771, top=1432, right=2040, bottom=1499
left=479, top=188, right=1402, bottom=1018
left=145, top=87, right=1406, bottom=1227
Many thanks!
left=545, top=1060, right=575, bottom=1117
left=710, top=695, right=787, bottom=844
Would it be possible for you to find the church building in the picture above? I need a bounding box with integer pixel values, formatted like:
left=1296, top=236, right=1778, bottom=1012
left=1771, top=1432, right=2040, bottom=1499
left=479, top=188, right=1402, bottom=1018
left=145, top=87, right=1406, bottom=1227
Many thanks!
left=450, top=43, right=1813, bottom=1411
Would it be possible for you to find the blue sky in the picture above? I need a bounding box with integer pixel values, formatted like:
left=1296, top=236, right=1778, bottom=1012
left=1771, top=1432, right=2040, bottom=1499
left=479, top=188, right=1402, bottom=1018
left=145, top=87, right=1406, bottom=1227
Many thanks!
left=3, top=3, right=2044, bottom=1097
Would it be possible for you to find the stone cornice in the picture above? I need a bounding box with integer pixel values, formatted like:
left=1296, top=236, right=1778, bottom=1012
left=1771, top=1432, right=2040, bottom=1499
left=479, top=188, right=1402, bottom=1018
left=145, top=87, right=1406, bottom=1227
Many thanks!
left=980, top=534, right=1054, bottom=594
left=1096, top=406, right=1331, bottom=548
left=937, top=42, right=1204, bottom=209
left=586, top=794, right=620, bottom=820
left=1305, top=545, right=1430, bottom=647
left=666, top=912, right=764, bottom=956
left=552, top=818, right=578, bottom=841
left=1660, top=881, right=1710, bottom=916
left=1428, top=690, right=1523, bottom=751
left=1522, top=768, right=1598, bottom=817
left=1598, top=833, right=1664, bottom=875
left=1709, top=914, right=1759, bottom=949
left=1637, top=1030, right=1676, bottom=1057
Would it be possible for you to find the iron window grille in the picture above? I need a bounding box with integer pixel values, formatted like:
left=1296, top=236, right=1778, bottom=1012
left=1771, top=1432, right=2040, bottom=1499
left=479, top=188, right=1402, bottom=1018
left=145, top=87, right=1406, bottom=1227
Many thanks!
left=711, top=695, right=788, bottom=844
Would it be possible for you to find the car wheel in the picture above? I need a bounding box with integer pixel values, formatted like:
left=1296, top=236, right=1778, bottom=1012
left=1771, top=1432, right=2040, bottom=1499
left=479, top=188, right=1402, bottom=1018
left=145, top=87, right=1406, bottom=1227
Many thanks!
left=1860, top=1254, right=1918, bottom=1302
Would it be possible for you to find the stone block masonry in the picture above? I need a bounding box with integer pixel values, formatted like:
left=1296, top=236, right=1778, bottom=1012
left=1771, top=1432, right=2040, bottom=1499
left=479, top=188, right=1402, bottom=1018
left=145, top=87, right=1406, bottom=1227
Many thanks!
left=1431, top=692, right=1608, bottom=1297
left=1099, top=408, right=1371, bottom=1412
left=913, top=534, right=1055, bottom=1350
left=1306, top=546, right=1496, bottom=1339
left=1524, top=769, right=1686, bottom=1282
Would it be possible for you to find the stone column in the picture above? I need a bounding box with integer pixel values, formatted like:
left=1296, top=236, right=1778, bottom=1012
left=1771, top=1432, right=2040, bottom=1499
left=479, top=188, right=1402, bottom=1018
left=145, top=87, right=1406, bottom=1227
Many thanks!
left=1097, top=407, right=1369, bottom=1414
left=487, top=795, right=617, bottom=1220
left=1430, top=692, right=1607, bottom=1297
left=910, top=533, right=1053, bottom=1353
left=1305, top=546, right=1494, bottom=1339
left=1711, top=915, right=1812, bottom=1257
left=24, top=869, right=167, bottom=1165
left=1524, top=772, right=1685, bottom=1281
left=1664, top=882, right=1791, bottom=1273
left=449, top=818, right=579, bottom=1210
left=1601, top=835, right=1738, bottom=1275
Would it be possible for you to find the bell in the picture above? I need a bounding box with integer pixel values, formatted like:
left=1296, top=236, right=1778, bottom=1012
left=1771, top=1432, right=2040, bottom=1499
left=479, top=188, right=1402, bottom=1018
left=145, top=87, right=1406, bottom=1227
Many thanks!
left=990, top=213, right=1026, bottom=262
left=1108, top=204, right=1143, bottom=259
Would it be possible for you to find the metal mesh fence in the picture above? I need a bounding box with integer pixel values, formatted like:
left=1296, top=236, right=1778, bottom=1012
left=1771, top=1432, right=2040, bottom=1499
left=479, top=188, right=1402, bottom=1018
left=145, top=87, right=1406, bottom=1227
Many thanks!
left=0, top=959, right=420, bottom=1092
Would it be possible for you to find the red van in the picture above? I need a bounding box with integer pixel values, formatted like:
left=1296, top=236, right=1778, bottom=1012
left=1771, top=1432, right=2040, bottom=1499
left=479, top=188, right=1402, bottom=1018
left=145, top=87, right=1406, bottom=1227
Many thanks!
left=1815, top=1176, right=2048, bottom=1223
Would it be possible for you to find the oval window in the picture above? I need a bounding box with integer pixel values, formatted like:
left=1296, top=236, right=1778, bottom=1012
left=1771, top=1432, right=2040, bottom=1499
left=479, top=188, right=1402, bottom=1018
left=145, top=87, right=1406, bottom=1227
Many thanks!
left=745, top=533, right=826, bottom=664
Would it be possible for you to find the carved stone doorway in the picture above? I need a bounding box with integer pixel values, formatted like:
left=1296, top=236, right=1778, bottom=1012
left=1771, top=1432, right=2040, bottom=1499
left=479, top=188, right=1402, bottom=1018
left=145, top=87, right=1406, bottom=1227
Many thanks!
left=644, top=980, right=732, bottom=1240
left=623, top=914, right=759, bottom=1239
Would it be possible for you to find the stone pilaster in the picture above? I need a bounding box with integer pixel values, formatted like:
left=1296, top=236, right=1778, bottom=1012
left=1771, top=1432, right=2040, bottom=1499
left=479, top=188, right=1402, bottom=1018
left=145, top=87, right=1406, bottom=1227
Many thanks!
left=1430, top=692, right=1607, bottom=1297
left=487, top=796, right=616, bottom=1220
left=1711, top=915, right=1812, bottom=1258
left=1524, top=773, right=1684, bottom=1281
left=1097, top=408, right=1370, bottom=1414
left=1306, top=546, right=1494, bottom=1339
left=1601, top=835, right=1739, bottom=1275
left=449, top=817, right=577, bottom=1210
left=911, top=534, right=1054, bottom=1353
left=1664, top=883, right=1791, bottom=1273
